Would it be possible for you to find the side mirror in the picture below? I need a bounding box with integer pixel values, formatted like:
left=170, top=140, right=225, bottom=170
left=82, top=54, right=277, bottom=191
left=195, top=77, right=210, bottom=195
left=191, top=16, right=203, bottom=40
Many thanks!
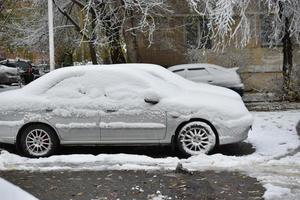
left=144, top=96, right=159, bottom=105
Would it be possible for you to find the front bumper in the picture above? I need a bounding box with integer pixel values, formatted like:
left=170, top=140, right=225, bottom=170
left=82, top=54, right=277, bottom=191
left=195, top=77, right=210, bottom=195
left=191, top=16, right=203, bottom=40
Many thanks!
left=216, top=114, right=253, bottom=145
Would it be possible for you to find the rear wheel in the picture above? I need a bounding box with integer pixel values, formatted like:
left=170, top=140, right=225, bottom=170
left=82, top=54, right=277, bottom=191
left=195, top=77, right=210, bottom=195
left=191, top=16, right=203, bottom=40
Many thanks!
left=19, top=124, right=59, bottom=158
left=176, top=121, right=216, bottom=156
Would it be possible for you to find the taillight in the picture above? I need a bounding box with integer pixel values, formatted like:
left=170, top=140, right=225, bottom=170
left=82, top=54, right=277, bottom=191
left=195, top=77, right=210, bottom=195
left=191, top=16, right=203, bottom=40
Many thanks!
left=27, top=67, right=32, bottom=74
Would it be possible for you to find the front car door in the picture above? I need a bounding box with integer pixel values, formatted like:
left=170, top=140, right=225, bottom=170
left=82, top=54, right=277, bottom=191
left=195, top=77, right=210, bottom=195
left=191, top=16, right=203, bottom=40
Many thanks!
left=97, top=70, right=167, bottom=143
left=100, top=109, right=166, bottom=142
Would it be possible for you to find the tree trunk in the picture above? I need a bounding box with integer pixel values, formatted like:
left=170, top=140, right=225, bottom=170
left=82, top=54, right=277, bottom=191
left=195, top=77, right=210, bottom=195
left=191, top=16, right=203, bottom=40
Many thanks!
left=280, top=3, right=293, bottom=99
left=282, top=17, right=293, bottom=98
left=88, top=42, right=97, bottom=64
left=89, top=11, right=98, bottom=64
left=110, top=33, right=126, bottom=64
left=123, top=10, right=140, bottom=63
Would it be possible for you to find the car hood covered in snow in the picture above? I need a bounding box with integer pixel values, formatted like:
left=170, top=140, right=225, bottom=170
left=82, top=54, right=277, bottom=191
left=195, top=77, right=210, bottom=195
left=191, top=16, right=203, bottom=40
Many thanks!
left=0, top=64, right=249, bottom=119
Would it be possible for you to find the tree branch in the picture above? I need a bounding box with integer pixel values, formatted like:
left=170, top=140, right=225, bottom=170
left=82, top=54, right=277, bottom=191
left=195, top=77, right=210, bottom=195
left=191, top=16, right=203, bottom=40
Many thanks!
left=52, top=0, right=90, bottom=41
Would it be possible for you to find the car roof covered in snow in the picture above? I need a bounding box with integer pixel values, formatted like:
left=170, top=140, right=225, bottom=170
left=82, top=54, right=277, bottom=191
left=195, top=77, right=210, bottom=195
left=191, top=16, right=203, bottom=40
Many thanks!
left=0, top=63, right=249, bottom=119
left=22, top=63, right=238, bottom=97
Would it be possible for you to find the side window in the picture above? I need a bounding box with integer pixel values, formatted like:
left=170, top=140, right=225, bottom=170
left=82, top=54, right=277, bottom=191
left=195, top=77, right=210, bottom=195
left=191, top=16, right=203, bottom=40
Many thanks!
left=44, top=70, right=149, bottom=101
left=187, top=68, right=210, bottom=78
left=45, top=75, right=91, bottom=98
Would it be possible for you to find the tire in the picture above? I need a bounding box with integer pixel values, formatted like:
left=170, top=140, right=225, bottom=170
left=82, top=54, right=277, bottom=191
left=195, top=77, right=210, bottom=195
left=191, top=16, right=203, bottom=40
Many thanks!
left=19, top=124, right=59, bottom=158
left=176, top=121, right=216, bottom=157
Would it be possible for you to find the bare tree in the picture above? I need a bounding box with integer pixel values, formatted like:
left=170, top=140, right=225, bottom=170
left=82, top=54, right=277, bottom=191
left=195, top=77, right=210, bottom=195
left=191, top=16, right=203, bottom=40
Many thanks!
left=51, top=0, right=171, bottom=64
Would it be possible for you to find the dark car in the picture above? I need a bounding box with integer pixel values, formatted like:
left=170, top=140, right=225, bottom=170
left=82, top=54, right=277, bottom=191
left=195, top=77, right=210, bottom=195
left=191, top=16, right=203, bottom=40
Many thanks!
left=0, top=59, right=40, bottom=84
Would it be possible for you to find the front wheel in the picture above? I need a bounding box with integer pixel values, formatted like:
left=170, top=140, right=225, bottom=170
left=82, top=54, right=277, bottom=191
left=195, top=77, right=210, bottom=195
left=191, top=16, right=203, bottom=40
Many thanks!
left=19, top=124, right=59, bottom=158
left=176, top=121, right=216, bottom=157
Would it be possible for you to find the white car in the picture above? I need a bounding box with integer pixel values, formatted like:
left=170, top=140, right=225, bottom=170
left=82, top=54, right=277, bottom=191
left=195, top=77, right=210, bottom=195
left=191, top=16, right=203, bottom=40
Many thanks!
left=0, top=64, right=252, bottom=157
left=168, top=63, right=244, bottom=96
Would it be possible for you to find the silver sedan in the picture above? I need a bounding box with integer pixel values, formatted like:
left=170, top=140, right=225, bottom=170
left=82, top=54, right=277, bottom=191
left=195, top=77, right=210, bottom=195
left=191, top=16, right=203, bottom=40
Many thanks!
left=0, top=64, right=253, bottom=158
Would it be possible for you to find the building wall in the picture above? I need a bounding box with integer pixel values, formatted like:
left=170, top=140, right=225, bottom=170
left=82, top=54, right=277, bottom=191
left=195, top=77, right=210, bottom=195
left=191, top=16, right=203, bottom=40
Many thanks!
left=129, top=1, right=300, bottom=94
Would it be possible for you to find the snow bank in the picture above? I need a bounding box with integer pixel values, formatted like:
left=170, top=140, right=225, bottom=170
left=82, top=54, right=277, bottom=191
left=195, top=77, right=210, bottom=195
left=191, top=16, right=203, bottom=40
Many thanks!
left=263, top=184, right=291, bottom=200
left=0, top=178, right=38, bottom=200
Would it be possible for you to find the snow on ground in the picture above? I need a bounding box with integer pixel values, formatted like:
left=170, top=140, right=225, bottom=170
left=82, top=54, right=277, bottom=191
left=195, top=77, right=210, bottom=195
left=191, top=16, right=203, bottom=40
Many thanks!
left=0, top=110, right=299, bottom=199
left=0, top=178, right=38, bottom=200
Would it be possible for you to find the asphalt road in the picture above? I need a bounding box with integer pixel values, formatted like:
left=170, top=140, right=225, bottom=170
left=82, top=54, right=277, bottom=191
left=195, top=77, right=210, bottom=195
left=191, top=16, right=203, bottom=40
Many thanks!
left=0, top=170, right=265, bottom=200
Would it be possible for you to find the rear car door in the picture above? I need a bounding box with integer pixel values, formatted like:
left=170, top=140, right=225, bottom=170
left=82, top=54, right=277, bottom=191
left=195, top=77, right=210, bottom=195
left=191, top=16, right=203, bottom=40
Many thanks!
left=42, top=74, right=101, bottom=144
left=48, top=108, right=100, bottom=143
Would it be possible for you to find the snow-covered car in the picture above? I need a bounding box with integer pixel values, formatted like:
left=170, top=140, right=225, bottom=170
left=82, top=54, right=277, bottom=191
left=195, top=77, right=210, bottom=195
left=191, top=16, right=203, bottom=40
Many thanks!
left=0, top=64, right=19, bottom=85
left=168, top=63, right=244, bottom=96
left=0, top=64, right=252, bottom=158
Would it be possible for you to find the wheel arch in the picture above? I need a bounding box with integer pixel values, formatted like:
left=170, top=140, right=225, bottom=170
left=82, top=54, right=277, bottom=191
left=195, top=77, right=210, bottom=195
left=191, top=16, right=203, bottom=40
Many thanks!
left=172, top=118, right=220, bottom=147
left=16, top=122, right=60, bottom=148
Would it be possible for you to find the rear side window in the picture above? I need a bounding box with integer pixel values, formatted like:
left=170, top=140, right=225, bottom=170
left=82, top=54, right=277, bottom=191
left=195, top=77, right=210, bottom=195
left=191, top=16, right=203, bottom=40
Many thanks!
left=45, top=70, right=149, bottom=100
left=172, top=68, right=186, bottom=77
left=187, top=68, right=210, bottom=77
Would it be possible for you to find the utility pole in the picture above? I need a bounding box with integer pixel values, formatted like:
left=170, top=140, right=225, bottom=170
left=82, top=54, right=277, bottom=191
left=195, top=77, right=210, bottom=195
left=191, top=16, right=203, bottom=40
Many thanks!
left=48, top=0, right=55, bottom=71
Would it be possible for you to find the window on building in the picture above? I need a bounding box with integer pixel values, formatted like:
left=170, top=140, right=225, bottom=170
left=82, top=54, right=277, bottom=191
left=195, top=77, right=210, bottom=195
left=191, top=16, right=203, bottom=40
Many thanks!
left=185, top=16, right=211, bottom=49
left=260, top=14, right=282, bottom=47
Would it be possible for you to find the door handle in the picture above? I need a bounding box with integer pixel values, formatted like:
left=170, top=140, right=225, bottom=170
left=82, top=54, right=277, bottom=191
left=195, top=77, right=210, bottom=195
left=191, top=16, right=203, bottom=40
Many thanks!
left=105, top=109, right=117, bottom=113
left=45, top=108, right=53, bottom=112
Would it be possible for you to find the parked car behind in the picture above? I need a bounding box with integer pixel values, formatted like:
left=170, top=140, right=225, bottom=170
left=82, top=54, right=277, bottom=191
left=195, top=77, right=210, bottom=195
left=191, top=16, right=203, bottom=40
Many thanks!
left=0, top=64, right=19, bottom=85
left=168, top=63, right=244, bottom=96
left=0, top=59, right=40, bottom=85
left=0, top=64, right=252, bottom=158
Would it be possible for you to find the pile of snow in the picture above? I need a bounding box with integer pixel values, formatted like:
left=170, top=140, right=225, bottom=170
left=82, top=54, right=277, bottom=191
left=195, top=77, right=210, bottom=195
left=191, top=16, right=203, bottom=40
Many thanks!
left=0, top=110, right=299, bottom=199
left=0, top=178, right=38, bottom=200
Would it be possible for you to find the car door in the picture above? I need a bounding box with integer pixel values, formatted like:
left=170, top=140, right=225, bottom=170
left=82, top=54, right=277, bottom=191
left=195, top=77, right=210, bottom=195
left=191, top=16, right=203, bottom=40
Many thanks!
left=100, top=109, right=166, bottom=142
left=98, top=73, right=167, bottom=142
left=42, top=74, right=101, bottom=144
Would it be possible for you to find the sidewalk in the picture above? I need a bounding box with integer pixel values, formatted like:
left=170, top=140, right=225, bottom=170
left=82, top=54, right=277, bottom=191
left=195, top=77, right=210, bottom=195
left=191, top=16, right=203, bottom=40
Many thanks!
left=243, top=92, right=300, bottom=111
